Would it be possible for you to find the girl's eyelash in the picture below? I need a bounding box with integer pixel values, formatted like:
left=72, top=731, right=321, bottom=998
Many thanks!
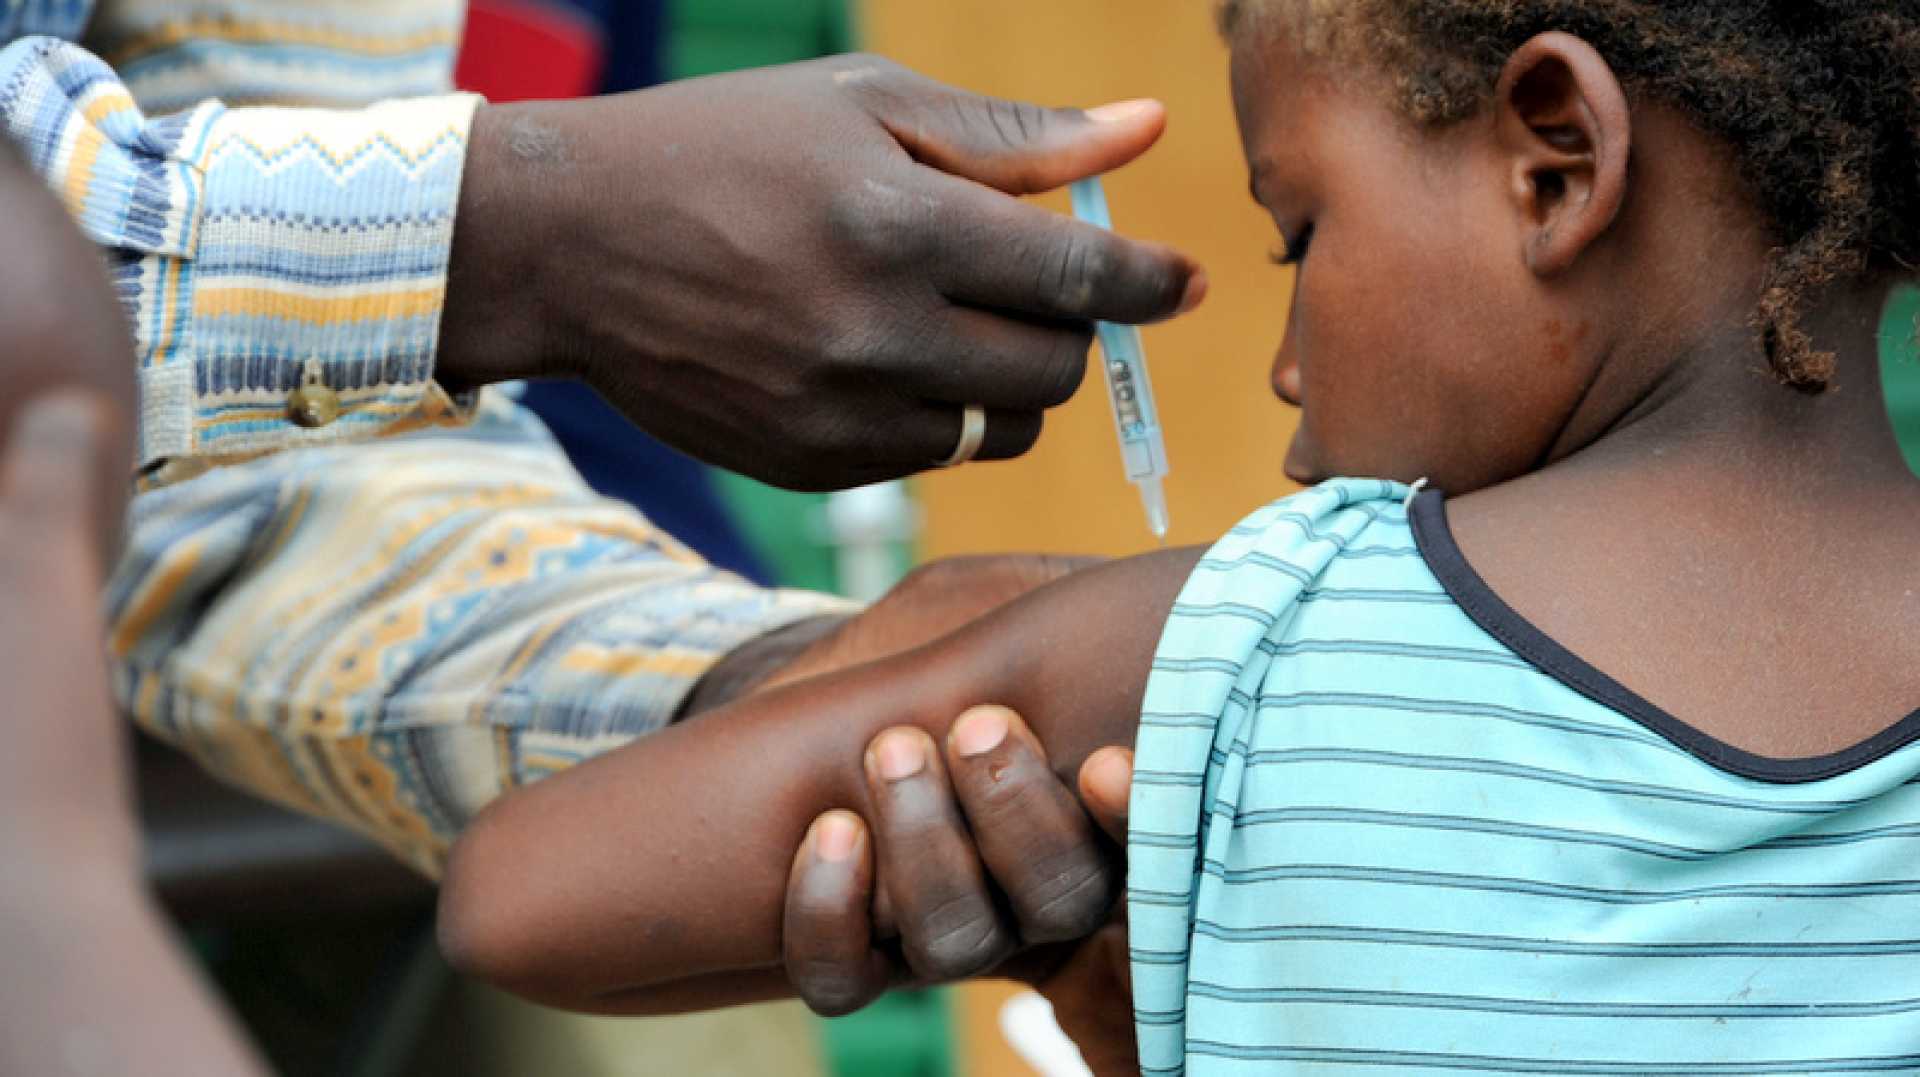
left=1268, top=223, right=1315, bottom=266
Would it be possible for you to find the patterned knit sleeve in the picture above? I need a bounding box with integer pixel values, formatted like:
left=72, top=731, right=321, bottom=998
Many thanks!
left=0, top=35, right=480, bottom=475
left=108, top=395, right=858, bottom=878
left=0, top=1, right=93, bottom=40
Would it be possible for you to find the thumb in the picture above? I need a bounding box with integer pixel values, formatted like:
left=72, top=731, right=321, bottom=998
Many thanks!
left=882, top=89, right=1168, bottom=196
left=1077, top=746, right=1134, bottom=844
left=0, top=390, right=118, bottom=559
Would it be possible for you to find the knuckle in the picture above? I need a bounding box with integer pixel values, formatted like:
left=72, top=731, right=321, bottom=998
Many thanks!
left=827, top=181, right=933, bottom=267
left=837, top=52, right=901, bottom=81
left=1014, top=856, right=1116, bottom=942
left=792, top=961, right=878, bottom=1018
left=874, top=808, right=964, bottom=853
left=979, top=97, right=1042, bottom=151
left=788, top=888, right=860, bottom=927
left=906, top=899, right=1011, bottom=980
left=824, top=53, right=902, bottom=100
left=1040, top=234, right=1105, bottom=317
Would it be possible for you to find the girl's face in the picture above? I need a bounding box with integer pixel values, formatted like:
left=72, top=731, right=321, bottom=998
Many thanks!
left=1232, top=36, right=1603, bottom=493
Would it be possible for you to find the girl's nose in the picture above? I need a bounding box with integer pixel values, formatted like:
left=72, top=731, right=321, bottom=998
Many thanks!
left=1271, top=341, right=1303, bottom=406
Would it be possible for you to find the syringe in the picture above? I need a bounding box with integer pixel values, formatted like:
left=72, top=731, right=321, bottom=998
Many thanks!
left=1069, top=176, right=1171, bottom=541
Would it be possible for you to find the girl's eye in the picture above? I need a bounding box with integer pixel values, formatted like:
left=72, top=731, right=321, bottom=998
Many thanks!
left=1268, top=223, right=1315, bottom=267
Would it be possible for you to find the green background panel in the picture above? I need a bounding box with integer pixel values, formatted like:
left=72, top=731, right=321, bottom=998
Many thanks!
left=1882, top=283, right=1920, bottom=471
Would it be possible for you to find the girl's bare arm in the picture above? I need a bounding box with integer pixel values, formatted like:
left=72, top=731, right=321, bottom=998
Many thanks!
left=436, top=546, right=1202, bottom=1013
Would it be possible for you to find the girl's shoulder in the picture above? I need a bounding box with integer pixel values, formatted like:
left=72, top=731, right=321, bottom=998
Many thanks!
left=1153, top=478, right=1461, bottom=705
left=1175, top=477, right=1432, bottom=635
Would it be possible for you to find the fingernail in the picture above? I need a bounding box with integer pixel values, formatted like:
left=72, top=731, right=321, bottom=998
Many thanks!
left=871, top=731, right=927, bottom=782
left=950, top=707, right=1010, bottom=759
left=815, top=812, right=861, bottom=864
left=1086, top=98, right=1158, bottom=126
left=1177, top=267, right=1210, bottom=315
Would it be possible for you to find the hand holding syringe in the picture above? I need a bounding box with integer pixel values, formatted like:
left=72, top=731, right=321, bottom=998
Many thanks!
left=1070, top=176, right=1172, bottom=541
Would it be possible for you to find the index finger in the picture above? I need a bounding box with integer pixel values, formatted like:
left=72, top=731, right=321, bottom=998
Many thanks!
left=944, top=706, right=1118, bottom=944
left=925, top=171, right=1207, bottom=326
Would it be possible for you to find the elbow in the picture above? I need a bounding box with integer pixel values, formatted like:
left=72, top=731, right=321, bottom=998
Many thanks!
left=436, top=812, right=572, bottom=1006
left=438, top=824, right=687, bottom=1017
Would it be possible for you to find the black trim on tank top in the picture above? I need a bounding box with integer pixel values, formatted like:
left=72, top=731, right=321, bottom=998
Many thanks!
left=1407, top=487, right=1920, bottom=784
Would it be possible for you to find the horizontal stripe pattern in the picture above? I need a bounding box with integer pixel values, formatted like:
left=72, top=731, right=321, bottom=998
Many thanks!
left=1130, top=478, right=1920, bottom=1074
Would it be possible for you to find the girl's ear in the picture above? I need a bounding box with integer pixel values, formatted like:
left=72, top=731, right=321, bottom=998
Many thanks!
left=1495, top=32, right=1632, bottom=278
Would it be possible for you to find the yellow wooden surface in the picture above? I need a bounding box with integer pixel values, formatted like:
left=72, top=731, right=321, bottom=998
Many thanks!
left=953, top=980, right=1035, bottom=1077
left=863, top=0, right=1302, bottom=563
left=859, top=4, right=1302, bottom=1074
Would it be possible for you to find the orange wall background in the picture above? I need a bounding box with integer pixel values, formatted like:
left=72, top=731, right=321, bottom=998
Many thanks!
left=863, top=0, right=1302, bottom=563
left=856, top=3, right=1303, bottom=1073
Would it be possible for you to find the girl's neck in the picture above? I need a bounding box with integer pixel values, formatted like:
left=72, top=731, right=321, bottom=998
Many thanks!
left=1449, top=280, right=1920, bottom=760
left=1552, top=280, right=1917, bottom=506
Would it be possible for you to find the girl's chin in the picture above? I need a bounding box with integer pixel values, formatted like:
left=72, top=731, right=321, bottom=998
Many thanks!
left=1284, top=462, right=1327, bottom=485
left=1282, top=439, right=1328, bottom=485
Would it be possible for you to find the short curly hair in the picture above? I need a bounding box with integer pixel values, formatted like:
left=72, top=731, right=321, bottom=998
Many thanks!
left=1220, top=0, right=1920, bottom=391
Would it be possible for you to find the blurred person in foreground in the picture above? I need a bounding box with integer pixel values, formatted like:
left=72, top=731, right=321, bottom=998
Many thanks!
left=0, top=136, right=265, bottom=1077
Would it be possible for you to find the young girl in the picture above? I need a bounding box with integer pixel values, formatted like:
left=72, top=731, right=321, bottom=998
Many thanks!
left=441, top=3, right=1920, bottom=1071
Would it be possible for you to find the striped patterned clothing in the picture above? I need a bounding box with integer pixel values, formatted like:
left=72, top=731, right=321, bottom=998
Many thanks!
left=3, top=2, right=848, bottom=876
left=1131, top=479, right=1920, bottom=1074
left=2, top=4, right=476, bottom=471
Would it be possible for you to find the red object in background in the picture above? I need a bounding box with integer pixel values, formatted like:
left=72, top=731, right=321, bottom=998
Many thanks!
left=454, top=0, right=607, bottom=102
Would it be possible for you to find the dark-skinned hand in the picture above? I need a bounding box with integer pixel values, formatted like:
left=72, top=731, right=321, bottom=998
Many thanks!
left=440, top=54, right=1205, bottom=491
left=782, top=705, right=1139, bottom=1074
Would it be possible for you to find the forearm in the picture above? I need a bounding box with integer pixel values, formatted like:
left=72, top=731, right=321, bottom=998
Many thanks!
left=438, top=546, right=1202, bottom=1013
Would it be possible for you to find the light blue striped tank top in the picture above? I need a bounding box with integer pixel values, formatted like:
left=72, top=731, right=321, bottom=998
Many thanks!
left=1129, top=478, right=1920, bottom=1075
